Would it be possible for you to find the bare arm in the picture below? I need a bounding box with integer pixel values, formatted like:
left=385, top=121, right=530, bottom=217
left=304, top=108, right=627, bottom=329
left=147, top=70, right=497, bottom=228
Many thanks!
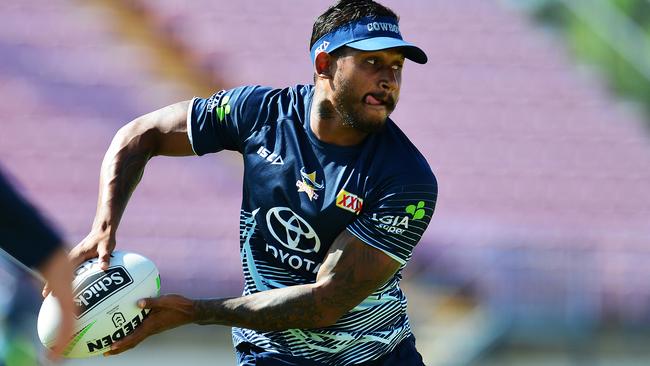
left=69, top=101, right=193, bottom=269
left=192, top=230, right=401, bottom=330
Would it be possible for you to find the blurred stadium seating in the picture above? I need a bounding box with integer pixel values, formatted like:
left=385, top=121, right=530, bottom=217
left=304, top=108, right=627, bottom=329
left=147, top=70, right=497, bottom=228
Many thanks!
left=1, top=0, right=649, bottom=365
left=134, top=0, right=650, bottom=327
left=0, top=0, right=245, bottom=298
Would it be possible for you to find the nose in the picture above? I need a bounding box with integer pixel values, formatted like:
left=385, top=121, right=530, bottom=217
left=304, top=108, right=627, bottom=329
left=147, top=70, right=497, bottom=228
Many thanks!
left=378, top=67, right=399, bottom=91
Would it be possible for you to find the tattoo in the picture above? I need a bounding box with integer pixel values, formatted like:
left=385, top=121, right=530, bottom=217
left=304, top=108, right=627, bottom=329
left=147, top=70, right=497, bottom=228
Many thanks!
left=105, top=144, right=152, bottom=224
left=318, top=239, right=383, bottom=313
left=193, top=286, right=327, bottom=331
left=317, top=99, right=337, bottom=121
left=192, top=232, right=399, bottom=332
left=112, top=152, right=149, bottom=204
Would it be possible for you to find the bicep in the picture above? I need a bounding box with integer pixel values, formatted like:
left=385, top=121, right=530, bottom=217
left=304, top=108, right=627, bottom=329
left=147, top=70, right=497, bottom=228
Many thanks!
left=314, top=230, right=401, bottom=321
left=126, top=100, right=194, bottom=157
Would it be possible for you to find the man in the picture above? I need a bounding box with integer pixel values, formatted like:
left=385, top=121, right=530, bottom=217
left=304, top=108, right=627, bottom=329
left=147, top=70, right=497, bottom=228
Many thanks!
left=0, top=168, right=74, bottom=361
left=70, top=1, right=437, bottom=364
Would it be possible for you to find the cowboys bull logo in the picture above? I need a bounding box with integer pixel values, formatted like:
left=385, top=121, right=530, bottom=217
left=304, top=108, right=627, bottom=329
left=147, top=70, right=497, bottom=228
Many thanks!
left=296, top=167, right=324, bottom=201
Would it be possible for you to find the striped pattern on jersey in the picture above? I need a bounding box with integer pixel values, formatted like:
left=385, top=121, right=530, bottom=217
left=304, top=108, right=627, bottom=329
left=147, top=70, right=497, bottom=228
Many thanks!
left=233, top=209, right=415, bottom=365
left=348, top=184, right=437, bottom=265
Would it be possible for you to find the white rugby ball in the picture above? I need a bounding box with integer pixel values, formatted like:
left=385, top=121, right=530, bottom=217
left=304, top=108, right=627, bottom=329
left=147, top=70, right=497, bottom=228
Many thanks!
left=37, top=250, right=160, bottom=358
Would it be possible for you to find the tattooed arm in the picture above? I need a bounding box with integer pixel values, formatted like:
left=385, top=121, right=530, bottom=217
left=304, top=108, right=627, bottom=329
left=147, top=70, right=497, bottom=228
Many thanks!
left=66, top=101, right=194, bottom=270
left=194, top=230, right=401, bottom=330
left=105, top=230, right=401, bottom=355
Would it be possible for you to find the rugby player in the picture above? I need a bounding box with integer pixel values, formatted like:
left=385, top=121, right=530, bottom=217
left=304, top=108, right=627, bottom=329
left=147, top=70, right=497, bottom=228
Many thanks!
left=69, top=1, right=437, bottom=364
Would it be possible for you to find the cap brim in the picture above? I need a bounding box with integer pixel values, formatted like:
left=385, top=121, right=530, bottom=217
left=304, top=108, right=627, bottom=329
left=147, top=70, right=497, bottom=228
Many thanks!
left=346, top=37, right=428, bottom=64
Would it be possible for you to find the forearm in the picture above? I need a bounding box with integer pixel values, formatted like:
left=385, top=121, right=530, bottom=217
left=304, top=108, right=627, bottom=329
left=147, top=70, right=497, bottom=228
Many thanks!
left=193, top=283, right=338, bottom=331
left=91, top=102, right=192, bottom=233
left=92, top=122, right=156, bottom=233
left=191, top=233, right=400, bottom=332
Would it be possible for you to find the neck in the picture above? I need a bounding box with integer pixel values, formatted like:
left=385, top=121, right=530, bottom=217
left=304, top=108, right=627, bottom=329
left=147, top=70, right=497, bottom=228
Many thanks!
left=309, top=85, right=368, bottom=146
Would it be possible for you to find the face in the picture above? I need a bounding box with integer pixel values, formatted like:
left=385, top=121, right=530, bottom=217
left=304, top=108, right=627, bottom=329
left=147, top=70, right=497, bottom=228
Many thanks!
left=331, top=48, right=404, bottom=133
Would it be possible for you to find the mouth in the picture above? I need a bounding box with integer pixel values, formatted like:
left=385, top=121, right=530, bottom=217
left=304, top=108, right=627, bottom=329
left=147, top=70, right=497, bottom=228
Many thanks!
left=363, top=93, right=395, bottom=112
left=364, top=93, right=386, bottom=106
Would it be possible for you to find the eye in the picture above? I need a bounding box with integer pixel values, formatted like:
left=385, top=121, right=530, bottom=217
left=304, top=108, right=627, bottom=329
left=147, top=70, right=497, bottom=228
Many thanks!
left=392, top=61, right=405, bottom=70
left=366, top=58, right=377, bottom=65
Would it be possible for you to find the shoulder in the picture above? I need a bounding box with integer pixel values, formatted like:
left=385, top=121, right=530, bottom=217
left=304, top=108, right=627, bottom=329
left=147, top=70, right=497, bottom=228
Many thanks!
left=223, top=84, right=313, bottom=121
left=224, top=84, right=312, bottom=107
left=371, top=120, right=437, bottom=188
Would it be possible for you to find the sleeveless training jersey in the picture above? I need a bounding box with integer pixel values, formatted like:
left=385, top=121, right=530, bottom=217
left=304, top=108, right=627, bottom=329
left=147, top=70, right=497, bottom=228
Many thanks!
left=187, top=85, right=437, bottom=365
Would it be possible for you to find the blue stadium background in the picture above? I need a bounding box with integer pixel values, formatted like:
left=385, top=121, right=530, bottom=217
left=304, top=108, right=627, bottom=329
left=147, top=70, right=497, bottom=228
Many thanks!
left=1, top=0, right=649, bottom=365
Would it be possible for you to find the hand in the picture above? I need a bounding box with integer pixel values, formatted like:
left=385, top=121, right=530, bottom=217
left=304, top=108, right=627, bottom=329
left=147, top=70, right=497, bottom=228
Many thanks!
left=103, top=294, right=196, bottom=356
left=38, top=248, right=75, bottom=361
left=42, top=228, right=116, bottom=297
left=70, top=226, right=117, bottom=270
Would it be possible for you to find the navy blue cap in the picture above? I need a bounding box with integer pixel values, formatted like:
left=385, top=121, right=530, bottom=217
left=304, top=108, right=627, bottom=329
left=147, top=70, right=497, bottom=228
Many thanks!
left=310, top=16, right=427, bottom=64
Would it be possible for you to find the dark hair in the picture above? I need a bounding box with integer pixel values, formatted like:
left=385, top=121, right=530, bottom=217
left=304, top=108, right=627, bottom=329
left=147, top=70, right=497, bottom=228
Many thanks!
left=310, top=0, right=399, bottom=50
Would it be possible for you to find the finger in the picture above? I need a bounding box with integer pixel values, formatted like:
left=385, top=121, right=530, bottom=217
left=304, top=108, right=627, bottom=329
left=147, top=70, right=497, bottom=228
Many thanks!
left=47, top=348, right=62, bottom=362
left=68, top=245, right=97, bottom=269
left=42, top=283, right=51, bottom=298
left=42, top=267, right=74, bottom=299
left=103, top=318, right=151, bottom=356
left=103, top=340, right=137, bottom=356
left=143, top=294, right=195, bottom=316
left=97, top=246, right=111, bottom=271
left=137, top=297, right=156, bottom=309
left=104, top=332, right=144, bottom=356
left=136, top=296, right=185, bottom=313
left=103, top=341, right=136, bottom=357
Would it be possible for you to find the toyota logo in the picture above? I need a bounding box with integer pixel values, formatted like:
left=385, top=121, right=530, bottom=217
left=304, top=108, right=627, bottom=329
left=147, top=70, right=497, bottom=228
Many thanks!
left=266, top=207, right=321, bottom=254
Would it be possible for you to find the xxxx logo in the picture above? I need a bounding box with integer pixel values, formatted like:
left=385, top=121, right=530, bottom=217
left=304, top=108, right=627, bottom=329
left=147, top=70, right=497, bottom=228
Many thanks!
left=336, top=189, right=363, bottom=215
left=405, top=201, right=426, bottom=219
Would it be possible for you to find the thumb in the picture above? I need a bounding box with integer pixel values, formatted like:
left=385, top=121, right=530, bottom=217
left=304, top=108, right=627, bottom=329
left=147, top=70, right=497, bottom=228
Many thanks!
left=41, top=283, right=50, bottom=298
left=137, top=297, right=156, bottom=309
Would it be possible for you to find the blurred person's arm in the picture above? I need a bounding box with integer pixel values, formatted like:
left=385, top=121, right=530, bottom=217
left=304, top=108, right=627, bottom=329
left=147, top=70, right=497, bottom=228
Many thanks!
left=0, top=169, right=61, bottom=267
left=67, top=101, right=193, bottom=270
left=0, top=170, right=74, bottom=360
left=37, top=248, right=74, bottom=360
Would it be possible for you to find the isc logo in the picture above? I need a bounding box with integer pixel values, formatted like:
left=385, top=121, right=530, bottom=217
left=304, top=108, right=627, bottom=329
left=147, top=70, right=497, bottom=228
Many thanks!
left=256, top=146, right=284, bottom=165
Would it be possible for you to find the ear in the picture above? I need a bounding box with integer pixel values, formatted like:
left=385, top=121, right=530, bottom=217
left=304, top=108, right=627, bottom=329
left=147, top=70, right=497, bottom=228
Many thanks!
left=315, top=52, right=333, bottom=79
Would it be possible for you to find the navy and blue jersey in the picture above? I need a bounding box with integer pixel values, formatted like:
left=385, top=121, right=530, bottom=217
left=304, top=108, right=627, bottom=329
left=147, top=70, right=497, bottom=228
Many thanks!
left=188, top=85, right=437, bottom=365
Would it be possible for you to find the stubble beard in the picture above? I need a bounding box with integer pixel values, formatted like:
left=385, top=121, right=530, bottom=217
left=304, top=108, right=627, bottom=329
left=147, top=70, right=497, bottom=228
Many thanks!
left=333, top=77, right=394, bottom=134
